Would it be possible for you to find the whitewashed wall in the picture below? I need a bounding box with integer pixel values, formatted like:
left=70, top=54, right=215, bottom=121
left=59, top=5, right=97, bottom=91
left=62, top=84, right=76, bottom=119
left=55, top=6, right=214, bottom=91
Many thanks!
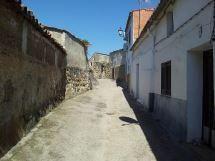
left=132, top=0, right=213, bottom=101
left=131, top=0, right=214, bottom=142
left=131, top=34, right=154, bottom=107
left=154, top=0, right=213, bottom=100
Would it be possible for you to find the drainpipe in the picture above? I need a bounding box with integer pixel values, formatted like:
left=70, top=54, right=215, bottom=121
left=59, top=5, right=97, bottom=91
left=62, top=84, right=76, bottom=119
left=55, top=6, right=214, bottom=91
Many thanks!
left=148, top=28, right=155, bottom=91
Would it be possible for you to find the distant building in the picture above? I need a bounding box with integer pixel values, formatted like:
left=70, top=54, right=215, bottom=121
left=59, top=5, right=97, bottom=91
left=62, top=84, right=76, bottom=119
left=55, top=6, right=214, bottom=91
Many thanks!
left=89, top=53, right=111, bottom=79
left=110, top=49, right=126, bottom=81
left=124, top=9, right=154, bottom=90
left=89, top=53, right=110, bottom=64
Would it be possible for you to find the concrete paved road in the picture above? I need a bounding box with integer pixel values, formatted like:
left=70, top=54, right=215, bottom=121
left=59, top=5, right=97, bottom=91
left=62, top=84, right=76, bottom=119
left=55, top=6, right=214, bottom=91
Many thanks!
left=0, top=80, right=202, bottom=161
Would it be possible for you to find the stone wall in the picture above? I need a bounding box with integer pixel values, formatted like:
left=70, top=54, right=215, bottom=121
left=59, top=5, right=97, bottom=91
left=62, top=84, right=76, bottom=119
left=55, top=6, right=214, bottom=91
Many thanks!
left=65, top=67, right=91, bottom=99
left=0, top=0, right=66, bottom=157
left=46, top=27, right=91, bottom=98
left=89, top=53, right=110, bottom=63
left=46, top=27, right=88, bottom=70
left=90, top=62, right=112, bottom=79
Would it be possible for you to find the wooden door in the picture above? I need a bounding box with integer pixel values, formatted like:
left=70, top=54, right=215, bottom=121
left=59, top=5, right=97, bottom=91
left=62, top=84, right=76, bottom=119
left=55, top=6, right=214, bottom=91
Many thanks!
left=203, top=49, right=214, bottom=146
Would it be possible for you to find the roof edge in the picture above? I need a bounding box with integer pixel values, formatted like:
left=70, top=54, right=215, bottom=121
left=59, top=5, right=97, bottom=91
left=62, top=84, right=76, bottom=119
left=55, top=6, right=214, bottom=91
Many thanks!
left=44, top=26, right=87, bottom=49
left=5, top=0, right=67, bottom=55
left=109, top=49, right=124, bottom=55
left=131, top=0, right=172, bottom=51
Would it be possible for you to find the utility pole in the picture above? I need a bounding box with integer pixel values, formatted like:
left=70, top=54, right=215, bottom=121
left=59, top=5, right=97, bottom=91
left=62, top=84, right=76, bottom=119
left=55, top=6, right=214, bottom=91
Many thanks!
left=138, top=0, right=149, bottom=36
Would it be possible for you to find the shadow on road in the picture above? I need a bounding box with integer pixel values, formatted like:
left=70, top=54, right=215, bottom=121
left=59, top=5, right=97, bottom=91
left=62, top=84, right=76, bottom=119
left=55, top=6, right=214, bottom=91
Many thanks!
left=119, top=116, right=138, bottom=124
left=120, top=88, right=202, bottom=161
left=119, top=116, right=139, bottom=126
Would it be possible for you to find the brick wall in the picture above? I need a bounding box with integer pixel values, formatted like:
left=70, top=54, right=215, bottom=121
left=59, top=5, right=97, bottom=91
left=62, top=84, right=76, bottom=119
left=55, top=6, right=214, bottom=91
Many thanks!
left=133, top=9, right=154, bottom=39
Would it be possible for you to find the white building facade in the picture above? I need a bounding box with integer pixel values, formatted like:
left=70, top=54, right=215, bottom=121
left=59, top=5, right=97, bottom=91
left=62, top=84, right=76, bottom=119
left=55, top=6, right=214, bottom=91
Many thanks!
left=124, top=12, right=135, bottom=90
left=110, top=49, right=126, bottom=80
left=130, top=0, right=215, bottom=147
left=124, top=9, right=153, bottom=91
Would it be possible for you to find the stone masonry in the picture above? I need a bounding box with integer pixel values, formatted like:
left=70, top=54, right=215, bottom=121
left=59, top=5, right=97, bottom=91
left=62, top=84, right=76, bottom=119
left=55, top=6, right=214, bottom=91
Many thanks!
left=65, top=67, right=91, bottom=99
left=90, top=62, right=112, bottom=79
left=0, top=0, right=66, bottom=157
left=45, top=27, right=92, bottom=99
left=89, top=53, right=112, bottom=79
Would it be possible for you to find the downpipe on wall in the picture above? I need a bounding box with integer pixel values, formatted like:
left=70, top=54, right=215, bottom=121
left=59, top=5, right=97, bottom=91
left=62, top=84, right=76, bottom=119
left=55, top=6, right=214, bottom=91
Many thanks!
left=148, top=28, right=156, bottom=92
left=147, top=27, right=156, bottom=112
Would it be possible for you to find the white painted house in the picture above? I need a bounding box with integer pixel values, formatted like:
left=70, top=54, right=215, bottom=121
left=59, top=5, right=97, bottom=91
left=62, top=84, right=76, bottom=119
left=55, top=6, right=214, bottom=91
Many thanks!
left=130, top=0, right=215, bottom=147
left=124, top=9, right=154, bottom=90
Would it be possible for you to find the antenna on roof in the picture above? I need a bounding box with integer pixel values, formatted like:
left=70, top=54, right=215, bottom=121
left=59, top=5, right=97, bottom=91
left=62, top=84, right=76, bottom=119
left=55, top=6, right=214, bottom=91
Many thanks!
left=137, top=0, right=150, bottom=36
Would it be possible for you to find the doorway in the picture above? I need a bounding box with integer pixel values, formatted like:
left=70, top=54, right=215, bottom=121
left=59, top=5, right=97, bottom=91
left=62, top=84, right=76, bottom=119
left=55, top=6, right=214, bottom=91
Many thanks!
left=112, top=68, right=115, bottom=79
left=203, top=49, right=214, bottom=146
left=136, top=64, right=139, bottom=99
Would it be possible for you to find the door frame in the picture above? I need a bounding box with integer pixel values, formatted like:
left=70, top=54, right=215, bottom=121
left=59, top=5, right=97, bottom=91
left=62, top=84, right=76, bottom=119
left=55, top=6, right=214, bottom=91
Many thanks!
left=112, top=68, right=115, bottom=79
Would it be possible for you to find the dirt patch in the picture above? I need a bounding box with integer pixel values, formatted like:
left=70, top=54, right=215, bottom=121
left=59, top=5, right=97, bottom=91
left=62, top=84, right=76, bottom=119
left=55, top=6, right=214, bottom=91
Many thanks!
left=106, top=112, right=116, bottom=116
left=96, top=103, right=107, bottom=108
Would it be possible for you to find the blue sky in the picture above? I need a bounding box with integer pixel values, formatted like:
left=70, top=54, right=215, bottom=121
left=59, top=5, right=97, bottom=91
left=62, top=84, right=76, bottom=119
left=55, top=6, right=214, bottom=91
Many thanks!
left=22, top=0, right=159, bottom=57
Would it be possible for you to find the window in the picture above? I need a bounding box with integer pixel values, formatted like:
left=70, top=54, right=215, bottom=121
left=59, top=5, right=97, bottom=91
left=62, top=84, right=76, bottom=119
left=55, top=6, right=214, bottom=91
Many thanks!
left=167, top=11, right=174, bottom=36
left=161, top=61, right=171, bottom=96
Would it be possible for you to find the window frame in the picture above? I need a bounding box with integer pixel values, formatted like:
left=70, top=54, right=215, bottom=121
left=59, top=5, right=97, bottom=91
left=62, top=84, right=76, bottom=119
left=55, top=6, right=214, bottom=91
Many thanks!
left=167, top=11, right=174, bottom=36
left=161, top=61, right=171, bottom=96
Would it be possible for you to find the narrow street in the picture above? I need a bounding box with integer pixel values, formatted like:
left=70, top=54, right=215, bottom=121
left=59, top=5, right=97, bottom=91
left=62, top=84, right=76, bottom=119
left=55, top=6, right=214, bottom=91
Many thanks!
left=0, top=80, right=204, bottom=161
